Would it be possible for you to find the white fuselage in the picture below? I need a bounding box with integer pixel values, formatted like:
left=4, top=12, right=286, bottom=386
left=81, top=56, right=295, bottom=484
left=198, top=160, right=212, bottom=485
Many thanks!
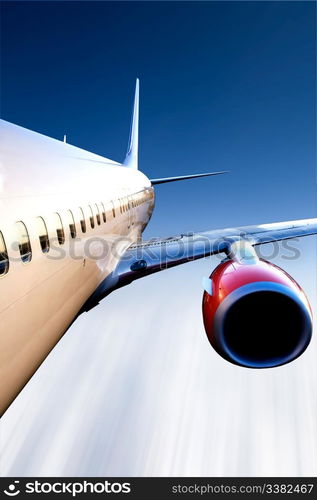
left=0, top=120, right=155, bottom=414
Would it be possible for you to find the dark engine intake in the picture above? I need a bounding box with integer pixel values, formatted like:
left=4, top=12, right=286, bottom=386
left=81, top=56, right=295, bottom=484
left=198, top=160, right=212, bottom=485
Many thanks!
left=202, top=257, right=312, bottom=368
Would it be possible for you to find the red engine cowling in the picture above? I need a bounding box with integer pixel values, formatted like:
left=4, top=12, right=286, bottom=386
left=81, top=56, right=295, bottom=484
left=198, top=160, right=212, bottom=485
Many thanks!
left=202, top=258, right=312, bottom=368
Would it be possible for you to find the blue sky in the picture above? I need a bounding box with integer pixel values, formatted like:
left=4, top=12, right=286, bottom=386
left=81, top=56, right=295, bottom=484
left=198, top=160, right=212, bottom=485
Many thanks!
left=1, top=1, right=316, bottom=237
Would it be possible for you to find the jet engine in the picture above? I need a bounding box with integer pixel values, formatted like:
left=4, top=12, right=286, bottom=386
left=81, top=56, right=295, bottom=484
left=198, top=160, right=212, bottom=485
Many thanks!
left=202, top=240, right=312, bottom=368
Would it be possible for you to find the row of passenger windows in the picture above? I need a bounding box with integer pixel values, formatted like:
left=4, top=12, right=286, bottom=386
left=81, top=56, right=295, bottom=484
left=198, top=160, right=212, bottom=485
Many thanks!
left=119, top=192, right=144, bottom=213
left=0, top=190, right=154, bottom=276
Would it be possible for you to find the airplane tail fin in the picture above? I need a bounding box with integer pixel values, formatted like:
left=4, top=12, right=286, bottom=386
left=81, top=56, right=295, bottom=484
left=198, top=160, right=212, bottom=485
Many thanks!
left=123, top=78, right=139, bottom=169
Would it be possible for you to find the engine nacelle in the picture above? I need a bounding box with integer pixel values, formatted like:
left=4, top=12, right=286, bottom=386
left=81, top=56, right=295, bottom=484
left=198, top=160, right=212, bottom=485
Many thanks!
left=202, top=256, right=312, bottom=368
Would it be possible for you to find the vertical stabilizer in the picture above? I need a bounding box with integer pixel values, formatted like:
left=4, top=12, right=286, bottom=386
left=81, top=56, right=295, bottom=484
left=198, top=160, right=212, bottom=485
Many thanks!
left=123, top=79, right=139, bottom=168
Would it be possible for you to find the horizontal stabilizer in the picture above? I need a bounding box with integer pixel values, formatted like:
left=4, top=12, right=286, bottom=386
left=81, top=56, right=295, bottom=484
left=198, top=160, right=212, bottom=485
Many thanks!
left=150, top=171, right=228, bottom=185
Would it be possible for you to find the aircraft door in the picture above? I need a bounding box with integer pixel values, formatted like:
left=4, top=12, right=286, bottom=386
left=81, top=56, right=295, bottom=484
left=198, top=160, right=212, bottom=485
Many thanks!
left=128, top=194, right=136, bottom=229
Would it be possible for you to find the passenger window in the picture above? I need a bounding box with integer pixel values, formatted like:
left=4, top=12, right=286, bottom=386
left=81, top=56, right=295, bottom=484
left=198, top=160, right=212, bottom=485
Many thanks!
left=95, top=204, right=101, bottom=225
left=54, top=213, right=65, bottom=245
left=0, top=231, right=9, bottom=275
left=15, top=221, right=32, bottom=263
left=36, top=217, right=50, bottom=253
left=67, top=210, right=76, bottom=238
left=88, top=205, right=95, bottom=229
left=101, top=203, right=106, bottom=223
left=112, top=201, right=116, bottom=218
left=79, top=207, right=86, bottom=233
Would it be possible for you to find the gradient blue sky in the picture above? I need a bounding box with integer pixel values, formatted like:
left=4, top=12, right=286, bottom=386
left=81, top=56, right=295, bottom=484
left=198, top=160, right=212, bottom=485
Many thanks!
left=1, top=1, right=316, bottom=238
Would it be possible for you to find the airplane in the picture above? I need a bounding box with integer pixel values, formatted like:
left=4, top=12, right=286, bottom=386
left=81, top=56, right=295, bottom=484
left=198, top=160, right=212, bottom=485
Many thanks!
left=0, top=79, right=316, bottom=416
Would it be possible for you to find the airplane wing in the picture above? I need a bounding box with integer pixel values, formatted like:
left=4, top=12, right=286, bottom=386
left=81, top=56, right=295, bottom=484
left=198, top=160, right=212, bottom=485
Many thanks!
left=83, top=218, right=317, bottom=310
